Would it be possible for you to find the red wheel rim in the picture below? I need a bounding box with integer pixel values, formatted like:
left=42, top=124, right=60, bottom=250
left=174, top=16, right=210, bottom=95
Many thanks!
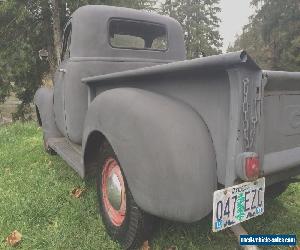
left=101, top=157, right=126, bottom=226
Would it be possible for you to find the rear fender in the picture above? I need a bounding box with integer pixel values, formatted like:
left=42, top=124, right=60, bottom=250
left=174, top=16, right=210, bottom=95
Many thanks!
left=34, top=87, right=62, bottom=140
left=82, top=88, right=217, bottom=222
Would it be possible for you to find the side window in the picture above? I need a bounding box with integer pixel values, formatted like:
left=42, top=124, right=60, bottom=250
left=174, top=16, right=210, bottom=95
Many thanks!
left=61, top=24, right=72, bottom=61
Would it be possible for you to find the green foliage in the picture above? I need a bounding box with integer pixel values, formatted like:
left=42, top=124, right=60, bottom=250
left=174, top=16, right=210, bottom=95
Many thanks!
left=66, top=0, right=156, bottom=12
left=0, top=78, right=10, bottom=104
left=0, top=0, right=223, bottom=119
left=228, top=0, right=300, bottom=71
left=0, top=122, right=299, bottom=249
left=0, top=1, right=54, bottom=119
left=0, top=0, right=155, bottom=120
left=161, top=0, right=222, bottom=59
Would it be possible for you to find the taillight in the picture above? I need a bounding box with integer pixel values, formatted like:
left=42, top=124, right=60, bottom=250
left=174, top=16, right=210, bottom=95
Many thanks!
left=245, top=156, right=260, bottom=179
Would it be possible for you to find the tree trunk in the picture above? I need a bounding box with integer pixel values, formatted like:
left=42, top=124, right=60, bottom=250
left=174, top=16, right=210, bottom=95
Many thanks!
left=51, top=0, right=62, bottom=66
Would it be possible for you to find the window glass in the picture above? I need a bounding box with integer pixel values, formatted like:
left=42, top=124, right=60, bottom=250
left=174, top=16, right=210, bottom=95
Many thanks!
left=109, top=19, right=168, bottom=51
left=61, top=24, right=72, bottom=61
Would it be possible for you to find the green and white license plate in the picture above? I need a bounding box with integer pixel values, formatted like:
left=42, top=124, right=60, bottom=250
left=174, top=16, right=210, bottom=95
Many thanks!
left=212, top=177, right=265, bottom=232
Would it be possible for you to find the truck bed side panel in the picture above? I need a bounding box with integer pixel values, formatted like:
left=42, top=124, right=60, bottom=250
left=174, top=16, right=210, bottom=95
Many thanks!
left=263, top=71, right=300, bottom=174
left=92, top=70, right=230, bottom=182
left=83, top=51, right=262, bottom=186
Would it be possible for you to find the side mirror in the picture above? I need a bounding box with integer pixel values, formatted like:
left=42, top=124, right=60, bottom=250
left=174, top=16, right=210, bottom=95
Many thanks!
left=39, top=49, right=49, bottom=61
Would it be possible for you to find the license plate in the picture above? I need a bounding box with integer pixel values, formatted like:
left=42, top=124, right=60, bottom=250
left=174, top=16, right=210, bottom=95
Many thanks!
left=212, top=177, right=265, bottom=232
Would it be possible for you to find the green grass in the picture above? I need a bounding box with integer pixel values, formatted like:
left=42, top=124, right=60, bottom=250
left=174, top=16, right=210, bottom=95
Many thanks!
left=0, top=122, right=299, bottom=249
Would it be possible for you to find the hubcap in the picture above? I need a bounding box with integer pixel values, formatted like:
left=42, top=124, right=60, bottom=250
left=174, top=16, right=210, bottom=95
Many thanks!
left=107, top=171, right=122, bottom=210
left=101, top=157, right=126, bottom=226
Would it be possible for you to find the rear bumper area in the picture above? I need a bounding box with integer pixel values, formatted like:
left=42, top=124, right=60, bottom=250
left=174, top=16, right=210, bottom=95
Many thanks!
left=264, top=165, right=300, bottom=187
left=263, top=147, right=300, bottom=175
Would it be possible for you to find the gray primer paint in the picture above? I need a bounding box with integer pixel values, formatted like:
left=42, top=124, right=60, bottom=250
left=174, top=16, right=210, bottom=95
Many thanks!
left=70, top=5, right=186, bottom=60
left=35, top=5, right=300, bottom=223
left=53, top=5, right=185, bottom=144
left=83, top=51, right=261, bottom=185
left=83, top=88, right=217, bottom=221
left=34, top=87, right=62, bottom=140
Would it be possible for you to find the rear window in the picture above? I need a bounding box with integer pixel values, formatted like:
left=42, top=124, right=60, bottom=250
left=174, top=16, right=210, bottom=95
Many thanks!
left=109, top=19, right=168, bottom=51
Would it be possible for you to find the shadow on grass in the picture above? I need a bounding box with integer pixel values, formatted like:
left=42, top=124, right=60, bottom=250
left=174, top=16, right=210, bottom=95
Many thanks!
left=151, top=183, right=299, bottom=250
left=29, top=135, right=299, bottom=250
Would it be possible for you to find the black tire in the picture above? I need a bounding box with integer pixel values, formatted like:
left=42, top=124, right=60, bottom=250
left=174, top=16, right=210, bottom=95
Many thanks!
left=35, top=106, right=42, bottom=127
left=43, top=134, right=56, bottom=155
left=36, top=107, right=55, bottom=155
left=96, top=141, right=155, bottom=250
left=265, top=182, right=289, bottom=198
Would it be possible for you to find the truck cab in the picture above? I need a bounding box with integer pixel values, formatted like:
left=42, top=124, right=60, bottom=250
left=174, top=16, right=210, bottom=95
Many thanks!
left=34, top=5, right=300, bottom=250
left=53, top=5, right=185, bottom=144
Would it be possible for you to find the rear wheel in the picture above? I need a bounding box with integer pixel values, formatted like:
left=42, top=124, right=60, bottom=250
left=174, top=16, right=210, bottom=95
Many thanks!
left=36, top=106, right=56, bottom=155
left=96, top=142, right=155, bottom=249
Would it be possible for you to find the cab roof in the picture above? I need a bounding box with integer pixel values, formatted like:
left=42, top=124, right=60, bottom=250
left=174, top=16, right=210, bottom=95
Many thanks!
left=69, top=5, right=186, bottom=61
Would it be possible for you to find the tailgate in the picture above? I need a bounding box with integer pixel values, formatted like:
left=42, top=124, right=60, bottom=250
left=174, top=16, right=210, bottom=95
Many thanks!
left=263, top=71, right=300, bottom=175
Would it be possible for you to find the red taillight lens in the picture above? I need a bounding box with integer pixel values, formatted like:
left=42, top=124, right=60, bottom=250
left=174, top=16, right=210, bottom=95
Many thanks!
left=245, top=157, right=260, bottom=179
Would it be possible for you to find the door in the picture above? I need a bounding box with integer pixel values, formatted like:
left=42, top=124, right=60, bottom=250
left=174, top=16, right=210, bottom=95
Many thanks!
left=53, top=22, right=72, bottom=137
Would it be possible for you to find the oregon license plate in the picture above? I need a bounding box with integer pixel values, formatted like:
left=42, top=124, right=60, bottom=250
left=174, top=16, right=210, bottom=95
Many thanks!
left=212, top=177, right=265, bottom=232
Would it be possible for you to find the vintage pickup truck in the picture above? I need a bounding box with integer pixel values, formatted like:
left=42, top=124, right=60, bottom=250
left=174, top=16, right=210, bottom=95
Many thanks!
left=34, top=5, right=300, bottom=249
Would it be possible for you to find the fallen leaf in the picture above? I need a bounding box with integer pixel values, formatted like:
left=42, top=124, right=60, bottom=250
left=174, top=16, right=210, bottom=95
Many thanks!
left=140, top=241, right=150, bottom=250
left=48, top=220, right=58, bottom=227
left=166, top=246, right=178, bottom=250
left=70, top=187, right=85, bottom=198
left=6, top=230, right=22, bottom=247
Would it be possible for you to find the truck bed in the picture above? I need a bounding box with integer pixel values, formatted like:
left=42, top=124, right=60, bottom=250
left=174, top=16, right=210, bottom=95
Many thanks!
left=82, top=51, right=300, bottom=186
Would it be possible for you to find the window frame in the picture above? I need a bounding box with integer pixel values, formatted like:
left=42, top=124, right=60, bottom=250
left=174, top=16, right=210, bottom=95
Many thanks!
left=107, top=18, right=169, bottom=52
left=61, top=21, right=72, bottom=62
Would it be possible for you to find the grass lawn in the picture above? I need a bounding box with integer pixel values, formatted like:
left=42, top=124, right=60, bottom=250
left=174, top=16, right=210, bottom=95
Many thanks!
left=0, top=122, right=299, bottom=249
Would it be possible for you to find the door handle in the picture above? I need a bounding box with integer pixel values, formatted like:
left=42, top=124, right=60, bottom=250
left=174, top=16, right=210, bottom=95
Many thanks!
left=58, top=68, right=67, bottom=73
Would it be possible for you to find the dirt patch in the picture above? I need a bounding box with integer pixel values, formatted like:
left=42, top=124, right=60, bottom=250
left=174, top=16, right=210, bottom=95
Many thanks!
left=0, top=96, right=36, bottom=125
left=0, top=95, right=19, bottom=125
left=0, top=115, right=13, bottom=125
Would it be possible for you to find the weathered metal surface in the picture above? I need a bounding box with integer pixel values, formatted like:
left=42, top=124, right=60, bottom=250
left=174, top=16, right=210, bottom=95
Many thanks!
left=82, top=88, right=217, bottom=222
left=82, top=51, right=262, bottom=187
left=70, top=5, right=185, bottom=60
left=101, top=157, right=126, bottom=226
left=34, top=5, right=300, bottom=223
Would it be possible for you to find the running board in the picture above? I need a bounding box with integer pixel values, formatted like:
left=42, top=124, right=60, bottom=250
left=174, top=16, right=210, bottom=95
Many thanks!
left=48, top=137, right=84, bottom=178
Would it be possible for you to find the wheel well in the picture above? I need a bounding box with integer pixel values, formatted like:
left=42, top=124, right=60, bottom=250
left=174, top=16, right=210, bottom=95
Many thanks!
left=84, top=130, right=108, bottom=177
left=35, top=106, right=42, bottom=127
